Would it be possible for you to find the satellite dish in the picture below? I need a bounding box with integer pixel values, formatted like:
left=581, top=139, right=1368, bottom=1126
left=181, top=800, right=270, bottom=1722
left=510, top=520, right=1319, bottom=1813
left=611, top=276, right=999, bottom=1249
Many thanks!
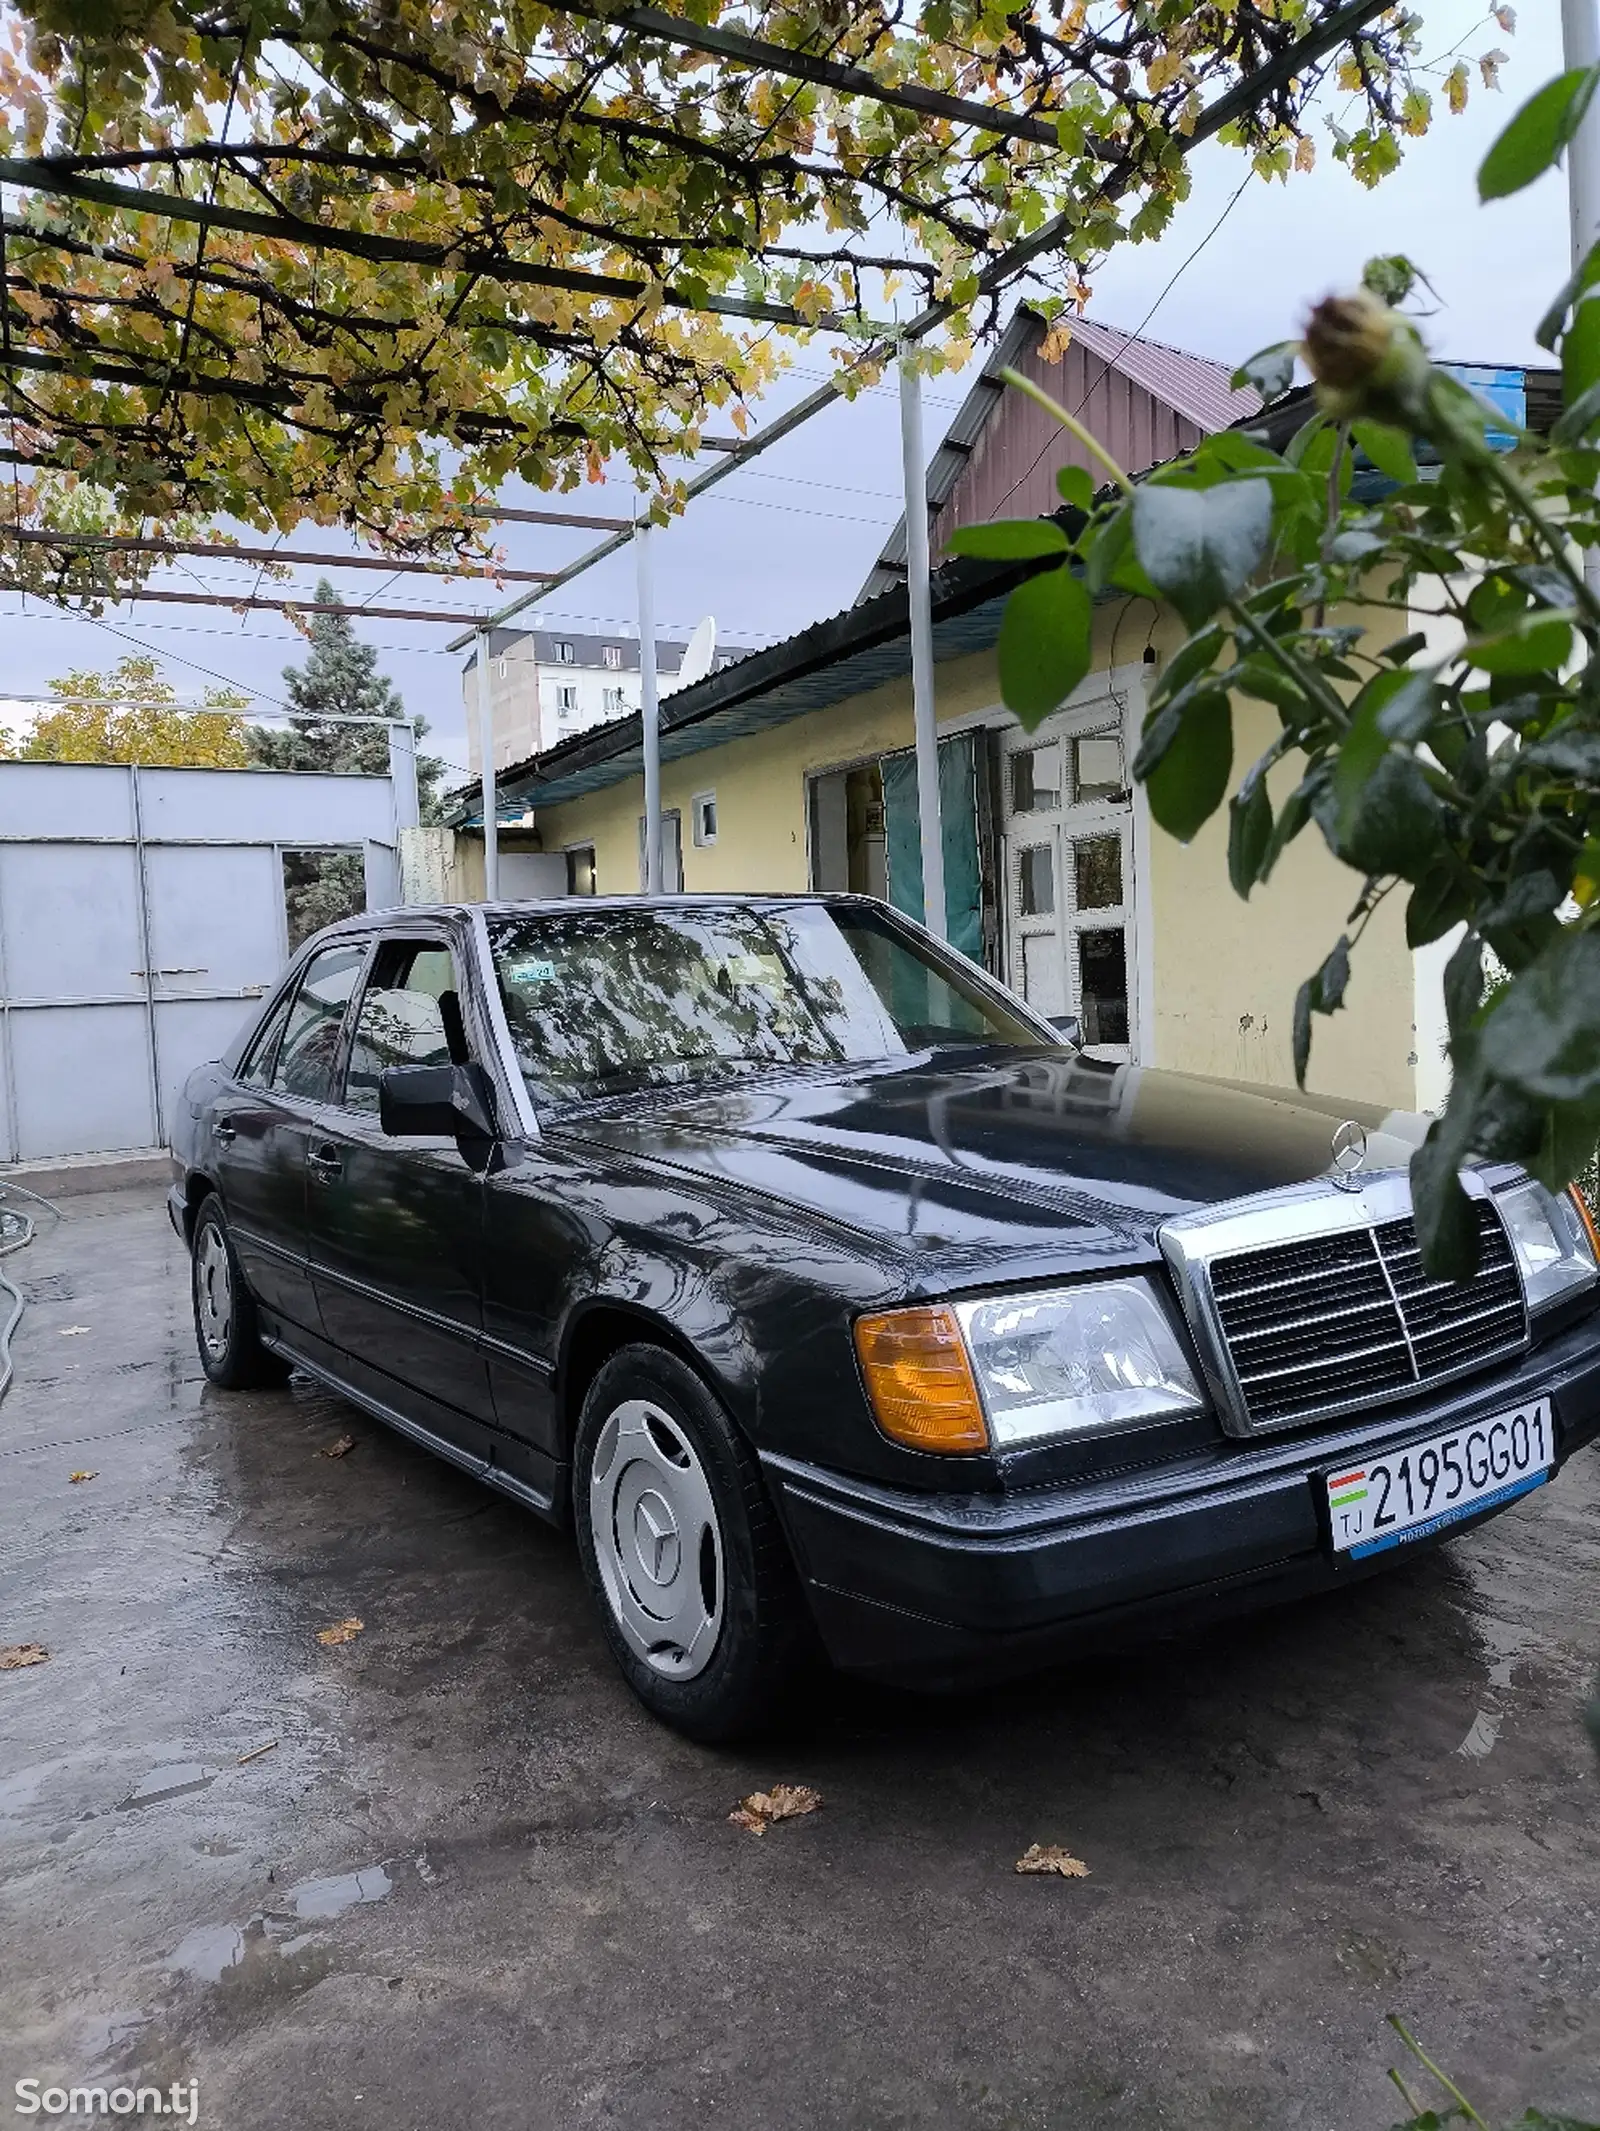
left=667, top=615, right=717, bottom=695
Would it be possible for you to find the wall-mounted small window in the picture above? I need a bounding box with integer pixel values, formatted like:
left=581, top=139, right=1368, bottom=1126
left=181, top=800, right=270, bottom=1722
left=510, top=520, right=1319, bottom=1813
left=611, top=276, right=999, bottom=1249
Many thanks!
left=557, top=640, right=576, bottom=664
left=603, top=645, right=622, bottom=669
left=556, top=684, right=578, bottom=713
left=692, top=791, right=718, bottom=848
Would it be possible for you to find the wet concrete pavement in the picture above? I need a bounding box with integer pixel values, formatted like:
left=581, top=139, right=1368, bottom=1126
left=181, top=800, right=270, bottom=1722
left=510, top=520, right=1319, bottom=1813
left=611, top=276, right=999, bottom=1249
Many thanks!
left=2, top=1181, right=1598, bottom=2131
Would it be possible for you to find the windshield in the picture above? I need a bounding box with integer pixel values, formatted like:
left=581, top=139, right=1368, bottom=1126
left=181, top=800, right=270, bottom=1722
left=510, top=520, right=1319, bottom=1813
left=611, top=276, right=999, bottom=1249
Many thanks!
left=487, top=902, right=1048, bottom=1108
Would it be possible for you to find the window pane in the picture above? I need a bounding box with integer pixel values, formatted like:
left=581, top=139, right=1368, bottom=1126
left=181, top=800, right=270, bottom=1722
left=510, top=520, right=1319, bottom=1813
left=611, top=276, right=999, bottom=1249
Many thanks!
left=1073, top=835, right=1123, bottom=911
left=1077, top=928, right=1129, bottom=1047
left=488, top=904, right=1043, bottom=1106
left=344, top=946, right=459, bottom=1113
left=1018, top=842, right=1055, bottom=917
left=1010, top=746, right=1060, bottom=815
left=274, top=942, right=366, bottom=1102
left=239, top=989, right=295, bottom=1090
left=1074, top=734, right=1124, bottom=803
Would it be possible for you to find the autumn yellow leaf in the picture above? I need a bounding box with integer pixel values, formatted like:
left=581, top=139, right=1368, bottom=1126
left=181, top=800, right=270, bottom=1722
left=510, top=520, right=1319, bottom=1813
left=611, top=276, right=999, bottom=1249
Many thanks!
left=1015, top=1843, right=1090, bottom=1877
left=729, top=1783, right=822, bottom=1833
left=0, top=1643, right=50, bottom=1671
left=316, top=1617, right=364, bottom=1646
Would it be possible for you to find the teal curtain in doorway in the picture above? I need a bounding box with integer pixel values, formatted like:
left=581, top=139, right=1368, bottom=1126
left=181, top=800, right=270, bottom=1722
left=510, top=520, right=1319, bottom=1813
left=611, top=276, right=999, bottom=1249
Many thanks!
left=881, top=733, right=983, bottom=964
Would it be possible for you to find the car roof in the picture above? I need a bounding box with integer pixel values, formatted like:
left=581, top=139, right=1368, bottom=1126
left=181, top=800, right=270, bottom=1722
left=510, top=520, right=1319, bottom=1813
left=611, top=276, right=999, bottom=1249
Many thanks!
left=325, top=891, right=872, bottom=933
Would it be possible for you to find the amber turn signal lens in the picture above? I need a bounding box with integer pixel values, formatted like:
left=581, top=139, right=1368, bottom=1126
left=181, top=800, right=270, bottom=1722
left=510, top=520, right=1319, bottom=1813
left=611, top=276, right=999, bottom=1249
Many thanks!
left=854, top=1305, right=989, bottom=1454
left=1570, top=1181, right=1600, bottom=1260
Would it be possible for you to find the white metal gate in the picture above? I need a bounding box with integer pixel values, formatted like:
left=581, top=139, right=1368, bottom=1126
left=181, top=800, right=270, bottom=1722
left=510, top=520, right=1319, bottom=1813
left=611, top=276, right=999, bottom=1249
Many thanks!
left=0, top=760, right=406, bottom=1162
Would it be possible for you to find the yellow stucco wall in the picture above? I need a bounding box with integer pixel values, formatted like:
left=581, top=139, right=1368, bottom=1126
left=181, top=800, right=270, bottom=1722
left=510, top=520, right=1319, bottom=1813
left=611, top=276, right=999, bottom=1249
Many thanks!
left=533, top=601, right=1421, bottom=1115
left=1145, top=689, right=1416, bottom=1112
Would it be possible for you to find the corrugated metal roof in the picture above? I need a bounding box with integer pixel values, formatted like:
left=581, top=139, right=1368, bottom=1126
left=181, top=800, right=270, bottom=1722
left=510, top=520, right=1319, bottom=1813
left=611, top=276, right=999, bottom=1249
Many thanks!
left=462, top=548, right=1046, bottom=819
left=1068, top=315, right=1260, bottom=433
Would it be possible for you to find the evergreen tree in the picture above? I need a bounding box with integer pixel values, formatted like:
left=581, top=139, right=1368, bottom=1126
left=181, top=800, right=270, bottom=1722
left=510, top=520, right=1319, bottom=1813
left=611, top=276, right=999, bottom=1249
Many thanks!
left=249, top=580, right=446, bottom=821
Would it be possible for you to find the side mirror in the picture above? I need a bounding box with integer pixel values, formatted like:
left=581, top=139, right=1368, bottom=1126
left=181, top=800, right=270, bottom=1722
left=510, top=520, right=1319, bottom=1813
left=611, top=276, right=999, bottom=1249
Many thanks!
left=379, top=1060, right=498, bottom=1142
left=1048, top=1014, right=1083, bottom=1047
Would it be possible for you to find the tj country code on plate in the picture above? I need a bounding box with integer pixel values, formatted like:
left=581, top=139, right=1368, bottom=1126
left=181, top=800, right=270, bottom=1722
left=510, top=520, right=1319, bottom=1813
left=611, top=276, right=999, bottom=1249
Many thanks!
left=1325, top=1399, right=1553, bottom=1559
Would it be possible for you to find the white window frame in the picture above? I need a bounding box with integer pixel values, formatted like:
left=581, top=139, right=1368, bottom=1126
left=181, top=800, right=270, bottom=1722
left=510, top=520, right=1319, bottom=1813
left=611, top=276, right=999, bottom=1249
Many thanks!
left=691, top=790, right=718, bottom=848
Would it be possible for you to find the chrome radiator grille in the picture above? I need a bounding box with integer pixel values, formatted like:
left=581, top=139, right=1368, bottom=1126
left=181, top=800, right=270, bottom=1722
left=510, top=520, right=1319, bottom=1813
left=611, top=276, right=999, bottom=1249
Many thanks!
left=1206, top=1196, right=1527, bottom=1431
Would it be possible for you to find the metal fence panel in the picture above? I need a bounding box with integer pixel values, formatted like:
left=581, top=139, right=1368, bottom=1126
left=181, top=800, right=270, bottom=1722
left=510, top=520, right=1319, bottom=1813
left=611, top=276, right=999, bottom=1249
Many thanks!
left=10, top=1004, right=156, bottom=1158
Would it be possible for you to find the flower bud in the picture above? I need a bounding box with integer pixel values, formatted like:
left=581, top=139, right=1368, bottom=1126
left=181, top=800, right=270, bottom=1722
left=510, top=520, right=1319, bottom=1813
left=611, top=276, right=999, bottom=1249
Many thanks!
left=1301, top=292, right=1432, bottom=422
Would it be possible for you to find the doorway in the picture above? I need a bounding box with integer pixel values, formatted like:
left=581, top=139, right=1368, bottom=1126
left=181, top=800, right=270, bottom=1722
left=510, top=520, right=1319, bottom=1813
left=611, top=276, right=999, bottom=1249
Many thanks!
left=1000, top=705, right=1138, bottom=1059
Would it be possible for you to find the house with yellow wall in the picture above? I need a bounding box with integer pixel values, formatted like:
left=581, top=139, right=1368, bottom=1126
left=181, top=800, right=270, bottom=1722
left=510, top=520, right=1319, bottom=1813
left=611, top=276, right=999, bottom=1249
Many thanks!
left=456, top=313, right=1543, bottom=1118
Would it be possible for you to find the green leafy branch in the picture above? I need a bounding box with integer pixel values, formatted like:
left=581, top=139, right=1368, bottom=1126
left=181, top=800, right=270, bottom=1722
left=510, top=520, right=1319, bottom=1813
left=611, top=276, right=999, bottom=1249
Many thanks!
left=951, top=64, right=1600, bottom=1278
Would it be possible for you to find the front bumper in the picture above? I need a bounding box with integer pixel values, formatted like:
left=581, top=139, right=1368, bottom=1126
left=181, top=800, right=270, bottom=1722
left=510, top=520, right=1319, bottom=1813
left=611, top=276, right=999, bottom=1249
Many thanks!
left=764, top=1309, right=1600, bottom=1689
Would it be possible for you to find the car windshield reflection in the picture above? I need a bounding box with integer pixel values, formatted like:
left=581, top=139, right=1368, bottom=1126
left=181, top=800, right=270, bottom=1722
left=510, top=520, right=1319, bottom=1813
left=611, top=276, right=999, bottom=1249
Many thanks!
left=487, top=902, right=1048, bottom=1110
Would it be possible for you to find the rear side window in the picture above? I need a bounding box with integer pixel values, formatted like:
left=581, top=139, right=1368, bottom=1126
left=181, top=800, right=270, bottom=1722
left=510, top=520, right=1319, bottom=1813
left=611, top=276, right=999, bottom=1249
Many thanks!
left=238, top=988, right=295, bottom=1090
left=343, top=941, right=464, bottom=1113
left=273, top=941, right=367, bottom=1102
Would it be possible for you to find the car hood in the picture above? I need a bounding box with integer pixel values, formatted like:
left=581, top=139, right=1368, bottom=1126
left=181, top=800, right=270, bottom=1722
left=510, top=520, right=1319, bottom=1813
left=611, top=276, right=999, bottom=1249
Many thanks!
left=555, top=1049, right=1426, bottom=1273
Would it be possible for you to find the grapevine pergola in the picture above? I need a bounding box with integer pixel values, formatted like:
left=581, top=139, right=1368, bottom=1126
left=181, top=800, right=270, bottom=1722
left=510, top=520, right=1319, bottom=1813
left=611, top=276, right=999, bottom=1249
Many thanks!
left=0, top=0, right=1441, bottom=595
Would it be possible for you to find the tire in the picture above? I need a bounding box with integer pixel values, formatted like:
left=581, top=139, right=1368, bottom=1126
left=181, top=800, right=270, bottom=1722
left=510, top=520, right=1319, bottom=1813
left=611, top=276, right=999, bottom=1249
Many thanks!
left=190, top=1194, right=292, bottom=1390
left=573, top=1343, right=811, bottom=1742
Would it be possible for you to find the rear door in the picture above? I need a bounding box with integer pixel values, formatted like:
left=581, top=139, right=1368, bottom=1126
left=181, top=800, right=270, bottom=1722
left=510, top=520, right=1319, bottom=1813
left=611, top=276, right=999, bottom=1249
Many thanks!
left=215, top=937, right=369, bottom=1334
left=304, top=929, right=495, bottom=1443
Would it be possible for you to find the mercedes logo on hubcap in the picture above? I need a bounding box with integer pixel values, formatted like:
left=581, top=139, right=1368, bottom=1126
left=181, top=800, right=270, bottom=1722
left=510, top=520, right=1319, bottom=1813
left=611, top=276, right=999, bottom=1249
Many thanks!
left=1330, top=1118, right=1368, bottom=1192
left=633, top=1490, right=681, bottom=1584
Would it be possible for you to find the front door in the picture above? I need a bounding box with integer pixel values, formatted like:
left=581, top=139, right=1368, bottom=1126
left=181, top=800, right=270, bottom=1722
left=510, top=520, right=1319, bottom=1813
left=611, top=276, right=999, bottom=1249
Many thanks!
left=304, top=933, right=496, bottom=1440
left=1001, top=710, right=1137, bottom=1060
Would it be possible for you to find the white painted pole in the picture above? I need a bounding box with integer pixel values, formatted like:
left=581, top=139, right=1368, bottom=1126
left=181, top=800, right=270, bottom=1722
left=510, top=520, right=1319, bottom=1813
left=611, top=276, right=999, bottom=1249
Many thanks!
left=636, top=519, right=663, bottom=895
left=475, top=629, right=499, bottom=900
left=899, top=351, right=947, bottom=941
left=1565, top=0, right=1600, bottom=267
left=1565, top=0, right=1600, bottom=598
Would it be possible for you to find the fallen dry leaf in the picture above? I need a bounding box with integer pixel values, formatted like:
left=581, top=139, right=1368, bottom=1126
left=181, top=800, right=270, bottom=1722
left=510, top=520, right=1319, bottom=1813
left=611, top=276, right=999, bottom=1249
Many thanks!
left=58, top=1326, right=90, bottom=1337
left=318, top=1435, right=357, bottom=1460
left=728, top=1782, right=822, bottom=1834
left=237, top=1739, right=279, bottom=1765
left=1, top=1643, right=50, bottom=1671
left=315, top=1617, right=364, bottom=1646
left=1015, top=1844, right=1090, bottom=1878
left=69, top=1470, right=97, bottom=1484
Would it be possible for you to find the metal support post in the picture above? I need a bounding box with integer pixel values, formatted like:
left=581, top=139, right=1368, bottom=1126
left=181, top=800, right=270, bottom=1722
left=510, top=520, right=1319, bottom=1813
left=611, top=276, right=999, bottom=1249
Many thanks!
left=636, top=519, right=663, bottom=895
left=475, top=629, right=499, bottom=900
left=1565, top=0, right=1600, bottom=597
left=899, top=351, right=947, bottom=940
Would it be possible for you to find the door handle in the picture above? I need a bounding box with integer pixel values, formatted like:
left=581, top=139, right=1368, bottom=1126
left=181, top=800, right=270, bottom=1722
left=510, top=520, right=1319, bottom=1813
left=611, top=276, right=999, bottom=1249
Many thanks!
left=307, top=1142, right=343, bottom=1183
left=215, top=1117, right=237, bottom=1145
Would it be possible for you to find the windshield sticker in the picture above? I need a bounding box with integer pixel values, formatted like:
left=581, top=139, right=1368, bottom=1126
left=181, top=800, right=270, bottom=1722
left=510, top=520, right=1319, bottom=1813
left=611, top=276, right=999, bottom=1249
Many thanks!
left=505, top=958, right=558, bottom=984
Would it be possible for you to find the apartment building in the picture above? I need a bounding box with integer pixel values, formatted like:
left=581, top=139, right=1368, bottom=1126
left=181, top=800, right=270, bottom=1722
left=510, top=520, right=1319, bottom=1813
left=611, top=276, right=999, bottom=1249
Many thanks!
left=461, top=626, right=750, bottom=776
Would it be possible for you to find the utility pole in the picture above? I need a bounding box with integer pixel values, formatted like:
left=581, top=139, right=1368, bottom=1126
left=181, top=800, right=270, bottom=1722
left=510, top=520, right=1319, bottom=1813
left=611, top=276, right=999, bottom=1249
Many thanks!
left=636, top=516, right=663, bottom=895
left=475, top=629, right=499, bottom=899
left=898, top=350, right=948, bottom=942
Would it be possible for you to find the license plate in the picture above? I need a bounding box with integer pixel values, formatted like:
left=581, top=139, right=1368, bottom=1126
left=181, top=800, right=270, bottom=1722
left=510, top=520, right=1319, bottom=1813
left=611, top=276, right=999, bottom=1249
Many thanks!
left=1325, top=1398, right=1553, bottom=1558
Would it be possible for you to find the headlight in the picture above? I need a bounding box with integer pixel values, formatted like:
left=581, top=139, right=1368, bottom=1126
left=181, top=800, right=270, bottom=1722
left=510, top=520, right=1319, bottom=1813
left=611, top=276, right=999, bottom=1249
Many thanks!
left=1497, top=1178, right=1600, bottom=1313
left=953, top=1278, right=1206, bottom=1447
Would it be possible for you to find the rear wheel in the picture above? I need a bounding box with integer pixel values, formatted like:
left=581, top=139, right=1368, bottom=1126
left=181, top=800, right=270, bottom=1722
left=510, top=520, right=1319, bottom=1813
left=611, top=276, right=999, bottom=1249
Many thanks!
left=573, top=1344, right=810, bottom=1741
left=190, top=1196, right=291, bottom=1390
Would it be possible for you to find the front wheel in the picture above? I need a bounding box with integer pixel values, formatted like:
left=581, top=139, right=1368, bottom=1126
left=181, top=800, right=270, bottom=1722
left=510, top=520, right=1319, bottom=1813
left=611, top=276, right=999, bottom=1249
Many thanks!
left=191, top=1196, right=291, bottom=1390
left=573, top=1344, right=810, bottom=1741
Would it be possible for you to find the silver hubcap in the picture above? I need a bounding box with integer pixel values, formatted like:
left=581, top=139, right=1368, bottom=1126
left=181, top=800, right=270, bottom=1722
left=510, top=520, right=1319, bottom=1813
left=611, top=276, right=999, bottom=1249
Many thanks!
left=588, top=1399, right=723, bottom=1679
left=195, top=1224, right=232, bottom=1361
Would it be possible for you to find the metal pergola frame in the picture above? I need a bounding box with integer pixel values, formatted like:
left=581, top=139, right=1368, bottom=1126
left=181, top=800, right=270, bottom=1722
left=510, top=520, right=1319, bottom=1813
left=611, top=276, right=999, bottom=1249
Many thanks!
left=0, top=0, right=1392, bottom=922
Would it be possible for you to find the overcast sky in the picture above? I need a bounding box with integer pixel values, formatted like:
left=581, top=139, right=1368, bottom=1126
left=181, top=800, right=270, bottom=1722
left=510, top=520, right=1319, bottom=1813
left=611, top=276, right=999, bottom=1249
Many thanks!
left=0, top=0, right=1574, bottom=777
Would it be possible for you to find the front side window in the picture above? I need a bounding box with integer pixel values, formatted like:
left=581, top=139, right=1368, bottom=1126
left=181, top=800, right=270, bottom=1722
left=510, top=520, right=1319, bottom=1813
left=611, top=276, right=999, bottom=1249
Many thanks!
left=273, top=941, right=367, bottom=1102
left=488, top=903, right=1043, bottom=1109
left=343, top=942, right=463, bottom=1113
